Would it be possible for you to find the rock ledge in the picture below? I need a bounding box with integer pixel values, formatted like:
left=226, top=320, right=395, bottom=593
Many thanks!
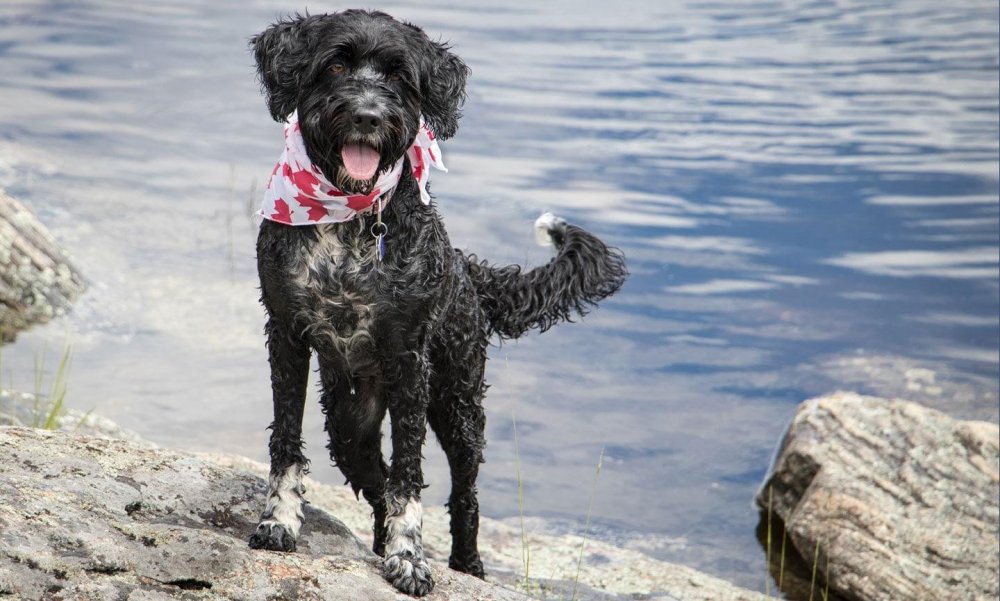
left=0, top=426, right=525, bottom=600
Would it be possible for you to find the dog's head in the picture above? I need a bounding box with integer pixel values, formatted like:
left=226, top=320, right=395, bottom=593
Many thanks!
left=251, top=10, right=469, bottom=194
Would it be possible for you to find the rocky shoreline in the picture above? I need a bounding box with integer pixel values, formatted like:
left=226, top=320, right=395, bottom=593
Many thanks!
left=0, top=397, right=768, bottom=601
left=2, top=390, right=997, bottom=601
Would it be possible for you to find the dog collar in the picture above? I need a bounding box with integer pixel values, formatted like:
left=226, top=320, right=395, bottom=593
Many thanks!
left=259, top=111, right=446, bottom=225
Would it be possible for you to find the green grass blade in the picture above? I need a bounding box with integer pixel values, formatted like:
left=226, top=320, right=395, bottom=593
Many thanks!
left=42, top=345, right=72, bottom=430
left=822, top=551, right=830, bottom=601
left=33, top=343, right=46, bottom=427
left=809, top=538, right=820, bottom=601
left=779, top=526, right=787, bottom=589
left=766, top=486, right=773, bottom=597
left=507, top=355, right=531, bottom=594
left=571, top=446, right=605, bottom=601
left=72, top=408, right=94, bottom=432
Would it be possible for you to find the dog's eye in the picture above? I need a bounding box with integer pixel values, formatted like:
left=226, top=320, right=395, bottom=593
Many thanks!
left=330, top=63, right=347, bottom=75
left=388, top=73, right=401, bottom=82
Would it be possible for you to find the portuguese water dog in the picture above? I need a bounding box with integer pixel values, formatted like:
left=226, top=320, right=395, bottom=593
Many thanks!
left=247, top=10, right=627, bottom=596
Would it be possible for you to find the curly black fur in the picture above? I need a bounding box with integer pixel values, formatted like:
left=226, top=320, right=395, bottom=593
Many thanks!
left=468, top=225, right=628, bottom=340
left=248, top=10, right=627, bottom=597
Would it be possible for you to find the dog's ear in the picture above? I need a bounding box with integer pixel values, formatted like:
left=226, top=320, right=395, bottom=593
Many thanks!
left=251, top=15, right=316, bottom=122
left=417, top=38, right=470, bottom=140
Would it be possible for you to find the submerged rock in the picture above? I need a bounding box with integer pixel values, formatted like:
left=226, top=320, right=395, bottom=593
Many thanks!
left=757, top=392, right=1000, bottom=601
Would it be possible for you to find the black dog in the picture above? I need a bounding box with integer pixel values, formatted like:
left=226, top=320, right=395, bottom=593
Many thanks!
left=247, top=10, right=627, bottom=597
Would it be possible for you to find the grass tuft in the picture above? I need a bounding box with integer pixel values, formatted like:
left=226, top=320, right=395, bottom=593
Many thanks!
left=18, top=340, right=74, bottom=430
left=512, top=402, right=532, bottom=592
left=570, top=446, right=605, bottom=601
left=507, top=355, right=534, bottom=596
left=41, top=344, right=73, bottom=430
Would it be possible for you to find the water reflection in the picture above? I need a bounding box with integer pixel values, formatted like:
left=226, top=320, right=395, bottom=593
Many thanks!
left=0, top=0, right=996, bottom=594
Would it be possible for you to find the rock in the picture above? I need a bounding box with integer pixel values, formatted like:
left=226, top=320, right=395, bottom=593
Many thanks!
left=0, top=426, right=528, bottom=600
left=0, top=416, right=771, bottom=601
left=209, top=455, right=771, bottom=601
left=0, top=190, right=85, bottom=342
left=757, top=392, right=1000, bottom=601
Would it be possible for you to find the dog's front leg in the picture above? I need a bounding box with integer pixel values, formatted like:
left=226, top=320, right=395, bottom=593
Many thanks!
left=381, top=354, right=435, bottom=597
left=249, top=319, right=311, bottom=552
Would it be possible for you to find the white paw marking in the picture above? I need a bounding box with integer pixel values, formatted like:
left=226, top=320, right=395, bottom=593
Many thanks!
left=263, top=464, right=305, bottom=537
left=384, top=496, right=423, bottom=558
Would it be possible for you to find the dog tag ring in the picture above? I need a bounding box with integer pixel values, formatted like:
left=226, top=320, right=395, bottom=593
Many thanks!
left=371, top=197, right=388, bottom=262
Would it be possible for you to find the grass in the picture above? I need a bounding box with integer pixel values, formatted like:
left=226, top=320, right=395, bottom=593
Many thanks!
left=33, top=342, right=73, bottom=429
left=511, top=390, right=533, bottom=594
left=0, top=334, right=74, bottom=430
left=570, top=446, right=605, bottom=601
left=763, top=484, right=832, bottom=601
left=506, top=355, right=608, bottom=601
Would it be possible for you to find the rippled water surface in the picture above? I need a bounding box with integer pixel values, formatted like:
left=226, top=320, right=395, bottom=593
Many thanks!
left=1, top=0, right=997, bottom=592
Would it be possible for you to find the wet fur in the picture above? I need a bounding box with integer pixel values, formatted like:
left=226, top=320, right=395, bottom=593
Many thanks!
left=247, top=10, right=628, bottom=597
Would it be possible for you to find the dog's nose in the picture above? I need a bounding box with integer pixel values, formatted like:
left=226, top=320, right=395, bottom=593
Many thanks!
left=352, top=111, right=382, bottom=134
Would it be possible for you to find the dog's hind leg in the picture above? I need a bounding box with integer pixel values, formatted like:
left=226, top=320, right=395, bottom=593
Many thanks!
left=428, top=392, right=486, bottom=578
left=317, top=359, right=390, bottom=556
left=249, top=318, right=311, bottom=552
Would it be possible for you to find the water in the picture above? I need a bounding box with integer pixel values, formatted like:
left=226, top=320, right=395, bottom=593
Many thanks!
left=1, top=0, right=997, bottom=593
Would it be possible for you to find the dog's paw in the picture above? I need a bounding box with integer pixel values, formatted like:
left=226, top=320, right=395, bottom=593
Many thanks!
left=534, top=212, right=567, bottom=247
left=449, top=554, right=485, bottom=579
left=383, top=551, right=434, bottom=597
left=248, top=520, right=297, bottom=552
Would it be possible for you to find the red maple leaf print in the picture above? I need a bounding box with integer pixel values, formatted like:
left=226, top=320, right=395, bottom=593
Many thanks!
left=295, top=193, right=329, bottom=222
left=411, top=146, right=425, bottom=182
left=270, top=199, right=293, bottom=224
left=346, top=189, right=379, bottom=211
left=289, top=167, right=321, bottom=194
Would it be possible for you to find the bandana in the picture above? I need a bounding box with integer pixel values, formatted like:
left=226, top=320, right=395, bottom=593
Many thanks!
left=259, top=111, right=446, bottom=225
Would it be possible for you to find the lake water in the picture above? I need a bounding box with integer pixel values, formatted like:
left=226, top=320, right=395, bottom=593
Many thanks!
left=1, top=0, right=997, bottom=594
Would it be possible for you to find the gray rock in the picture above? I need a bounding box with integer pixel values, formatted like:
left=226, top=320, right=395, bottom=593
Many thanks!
left=757, top=392, right=1000, bottom=601
left=0, top=190, right=85, bottom=342
left=0, top=426, right=529, bottom=600
left=0, top=416, right=773, bottom=601
left=208, top=455, right=771, bottom=601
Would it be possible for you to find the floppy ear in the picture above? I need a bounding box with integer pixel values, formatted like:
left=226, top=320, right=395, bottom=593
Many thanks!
left=250, top=15, right=314, bottom=122
left=418, top=40, right=470, bottom=140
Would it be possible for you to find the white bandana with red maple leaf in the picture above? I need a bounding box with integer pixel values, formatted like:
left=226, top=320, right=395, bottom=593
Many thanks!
left=259, top=111, right=446, bottom=225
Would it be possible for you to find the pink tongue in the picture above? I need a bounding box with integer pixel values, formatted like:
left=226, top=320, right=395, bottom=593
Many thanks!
left=341, top=143, right=380, bottom=180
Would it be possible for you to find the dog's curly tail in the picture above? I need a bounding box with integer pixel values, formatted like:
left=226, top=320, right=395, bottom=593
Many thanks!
left=465, top=213, right=628, bottom=341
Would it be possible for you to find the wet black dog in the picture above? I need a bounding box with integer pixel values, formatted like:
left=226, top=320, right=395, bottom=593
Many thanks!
left=248, top=10, right=627, bottom=596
